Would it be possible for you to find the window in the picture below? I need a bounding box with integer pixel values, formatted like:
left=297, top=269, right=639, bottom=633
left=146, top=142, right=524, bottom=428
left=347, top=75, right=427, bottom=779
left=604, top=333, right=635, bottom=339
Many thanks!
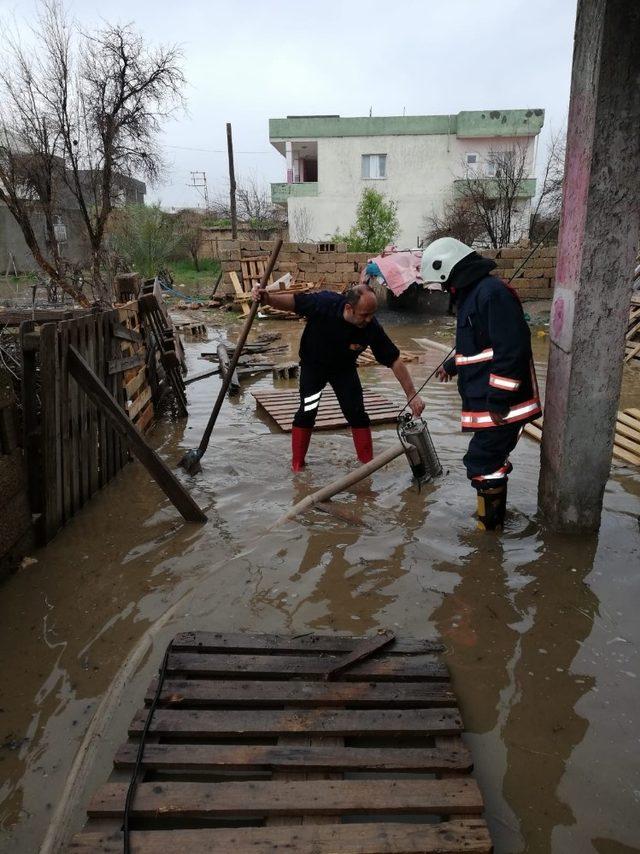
left=362, top=154, right=387, bottom=179
left=485, top=158, right=497, bottom=177
left=465, top=152, right=478, bottom=166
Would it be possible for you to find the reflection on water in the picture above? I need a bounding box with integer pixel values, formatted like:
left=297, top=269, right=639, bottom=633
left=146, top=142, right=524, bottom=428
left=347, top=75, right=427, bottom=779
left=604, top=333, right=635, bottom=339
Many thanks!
left=0, top=313, right=639, bottom=854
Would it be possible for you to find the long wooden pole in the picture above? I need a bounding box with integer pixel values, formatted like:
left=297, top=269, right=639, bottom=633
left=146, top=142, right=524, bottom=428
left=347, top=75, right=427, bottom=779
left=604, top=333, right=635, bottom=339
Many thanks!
left=67, top=345, right=207, bottom=523
left=273, top=441, right=405, bottom=527
left=226, top=122, right=237, bottom=240
left=179, top=239, right=283, bottom=473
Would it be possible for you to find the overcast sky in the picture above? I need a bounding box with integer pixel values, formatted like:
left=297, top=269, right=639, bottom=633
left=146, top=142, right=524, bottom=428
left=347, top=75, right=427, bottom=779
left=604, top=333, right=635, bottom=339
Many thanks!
left=3, top=0, right=578, bottom=209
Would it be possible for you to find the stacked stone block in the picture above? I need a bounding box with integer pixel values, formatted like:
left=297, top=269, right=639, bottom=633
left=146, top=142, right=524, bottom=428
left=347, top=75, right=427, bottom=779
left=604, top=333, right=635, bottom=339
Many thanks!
left=484, top=245, right=557, bottom=300
left=214, top=241, right=371, bottom=294
left=212, top=240, right=557, bottom=302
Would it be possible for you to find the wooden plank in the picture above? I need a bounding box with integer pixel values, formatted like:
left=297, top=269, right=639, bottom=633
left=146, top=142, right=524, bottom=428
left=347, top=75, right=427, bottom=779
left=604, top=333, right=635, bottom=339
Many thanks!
left=144, top=677, right=456, bottom=708
left=67, top=345, right=206, bottom=523
left=172, top=630, right=444, bottom=654
left=39, top=323, right=62, bottom=542
left=217, top=343, right=240, bottom=395
left=67, top=322, right=81, bottom=514
left=78, top=319, right=91, bottom=505
left=69, top=820, right=492, bottom=854
left=166, top=651, right=448, bottom=680
left=325, top=630, right=396, bottom=679
left=128, top=707, right=461, bottom=738
left=88, top=778, right=483, bottom=819
left=108, top=353, right=145, bottom=375
left=125, top=367, right=148, bottom=399
left=86, top=320, right=100, bottom=498
left=230, top=271, right=250, bottom=315
left=114, top=741, right=472, bottom=773
left=128, top=386, right=152, bottom=421
left=113, top=322, right=143, bottom=344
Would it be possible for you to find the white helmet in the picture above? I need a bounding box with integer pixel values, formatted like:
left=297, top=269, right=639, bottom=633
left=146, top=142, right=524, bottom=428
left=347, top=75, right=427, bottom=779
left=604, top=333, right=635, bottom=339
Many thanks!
left=421, top=237, right=474, bottom=285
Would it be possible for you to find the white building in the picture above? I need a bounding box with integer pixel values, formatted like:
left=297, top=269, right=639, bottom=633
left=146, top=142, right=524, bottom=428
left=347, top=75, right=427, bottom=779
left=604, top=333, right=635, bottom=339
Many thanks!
left=269, top=110, right=544, bottom=247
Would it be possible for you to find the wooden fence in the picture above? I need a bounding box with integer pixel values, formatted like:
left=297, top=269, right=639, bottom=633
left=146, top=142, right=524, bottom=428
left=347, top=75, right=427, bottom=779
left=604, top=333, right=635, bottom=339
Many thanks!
left=0, top=368, right=33, bottom=577
left=20, top=297, right=189, bottom=544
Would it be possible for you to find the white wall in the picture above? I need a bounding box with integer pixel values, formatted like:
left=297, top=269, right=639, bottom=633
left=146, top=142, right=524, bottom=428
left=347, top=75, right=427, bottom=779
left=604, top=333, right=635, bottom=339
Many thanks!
left=287, top=134, right=536, bottom=247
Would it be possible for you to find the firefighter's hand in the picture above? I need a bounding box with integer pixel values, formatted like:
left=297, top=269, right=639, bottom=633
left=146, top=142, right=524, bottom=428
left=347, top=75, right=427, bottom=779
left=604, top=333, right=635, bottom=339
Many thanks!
left=251, top=283, right=267, bottom=303
left=409, top=395, right=425, bottom=418
left=489, top=410, right=508, bottom=426
left=436, top=366, right=452, bottom=382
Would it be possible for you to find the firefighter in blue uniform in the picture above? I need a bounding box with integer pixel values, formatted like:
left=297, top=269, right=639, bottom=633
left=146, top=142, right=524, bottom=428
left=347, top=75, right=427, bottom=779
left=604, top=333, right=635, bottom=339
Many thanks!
left=421, top=237, right=542, bottom=530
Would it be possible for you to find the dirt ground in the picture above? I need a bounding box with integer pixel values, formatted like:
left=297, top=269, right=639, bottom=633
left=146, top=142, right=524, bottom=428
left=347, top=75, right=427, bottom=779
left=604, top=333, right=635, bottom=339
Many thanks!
left=0, top=309, right=639, bottom=853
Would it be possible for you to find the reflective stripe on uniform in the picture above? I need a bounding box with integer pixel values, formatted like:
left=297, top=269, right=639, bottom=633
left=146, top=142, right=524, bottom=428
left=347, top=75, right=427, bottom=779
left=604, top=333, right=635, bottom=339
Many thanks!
left=489, top=373, right=521, bottom=391
left=461, top=397, right=542, bottom=429
left=303, top=390, right=322, bottom=411
left=455, top=348, right=494, bottom=365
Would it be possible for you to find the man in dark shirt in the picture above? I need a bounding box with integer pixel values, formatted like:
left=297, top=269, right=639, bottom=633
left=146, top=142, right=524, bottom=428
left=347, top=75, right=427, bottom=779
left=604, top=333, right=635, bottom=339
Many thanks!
left=253, top=283, right=425, bottom=470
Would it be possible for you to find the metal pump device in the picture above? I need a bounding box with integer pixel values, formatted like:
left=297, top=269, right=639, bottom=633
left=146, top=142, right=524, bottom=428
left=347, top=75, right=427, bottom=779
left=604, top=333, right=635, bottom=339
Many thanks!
left=399, top=412, right=442, bottom=485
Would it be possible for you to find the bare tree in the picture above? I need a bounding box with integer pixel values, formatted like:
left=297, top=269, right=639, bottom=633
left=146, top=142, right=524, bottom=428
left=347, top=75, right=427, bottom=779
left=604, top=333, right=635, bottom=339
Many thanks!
left=455, top=144, right=531, bottom=248
left=529, top=127, right=566, bottom=242
left=176, top=209, right=206, bottom=271
left=291, top=205, right=314, bottom=242
left=211, top=174, right=284, bottom=226
left=0, top=1, right=185, bottom=305
left=423, top=198, right=485, bottom=246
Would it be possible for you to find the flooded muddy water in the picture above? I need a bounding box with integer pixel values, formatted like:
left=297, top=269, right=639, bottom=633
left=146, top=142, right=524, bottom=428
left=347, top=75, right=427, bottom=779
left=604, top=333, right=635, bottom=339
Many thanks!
left=1, top=311, right=639, bottom=853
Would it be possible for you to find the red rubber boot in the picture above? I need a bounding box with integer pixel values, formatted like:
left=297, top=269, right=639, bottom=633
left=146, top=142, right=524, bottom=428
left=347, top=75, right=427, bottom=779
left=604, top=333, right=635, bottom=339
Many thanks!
left=351, top=427, right=373, bottom=463
left=291, top=426, right=312, bottom=471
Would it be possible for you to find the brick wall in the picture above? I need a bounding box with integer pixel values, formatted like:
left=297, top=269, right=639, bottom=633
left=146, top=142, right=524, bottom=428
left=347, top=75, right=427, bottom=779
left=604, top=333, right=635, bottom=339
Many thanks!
left=213, top=239, right=557, bottom=301
left=484, top=245, right=557, bottom=300
left=214, top=241, right=369, bottom=294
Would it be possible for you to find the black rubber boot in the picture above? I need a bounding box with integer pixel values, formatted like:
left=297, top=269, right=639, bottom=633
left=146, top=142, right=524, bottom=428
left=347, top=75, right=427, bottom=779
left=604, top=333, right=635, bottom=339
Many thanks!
left=476, top=483, right=507, bottom=531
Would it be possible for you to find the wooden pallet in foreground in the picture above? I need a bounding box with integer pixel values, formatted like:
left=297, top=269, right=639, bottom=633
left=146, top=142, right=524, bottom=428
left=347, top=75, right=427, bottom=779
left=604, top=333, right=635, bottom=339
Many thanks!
left=68, top=631, right=492, bottom=853
left=252, top=387, right=401, bottom=432
left=524, top=407, right=640, bottom=468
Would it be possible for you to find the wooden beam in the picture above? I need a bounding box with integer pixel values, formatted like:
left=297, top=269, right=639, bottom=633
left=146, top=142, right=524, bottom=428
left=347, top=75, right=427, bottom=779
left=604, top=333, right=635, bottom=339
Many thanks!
left=67, top=345, right=206, bottom=523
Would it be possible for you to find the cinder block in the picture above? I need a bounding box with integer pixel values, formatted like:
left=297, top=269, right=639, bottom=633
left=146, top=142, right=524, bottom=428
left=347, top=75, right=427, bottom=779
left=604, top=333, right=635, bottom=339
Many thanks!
left=317, top=262, right=336, bottom=273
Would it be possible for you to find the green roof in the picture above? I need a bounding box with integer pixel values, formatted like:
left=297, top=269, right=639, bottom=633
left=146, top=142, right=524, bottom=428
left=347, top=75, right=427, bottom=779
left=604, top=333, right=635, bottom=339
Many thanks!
left=269, top=110, right=544, bottom=142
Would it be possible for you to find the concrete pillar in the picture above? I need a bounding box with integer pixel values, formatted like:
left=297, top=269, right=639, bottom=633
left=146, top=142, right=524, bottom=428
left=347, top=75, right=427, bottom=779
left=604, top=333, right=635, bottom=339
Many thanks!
left=538, top=0, right=640, bottom=531
left=285, top=140, right=293, bottom=184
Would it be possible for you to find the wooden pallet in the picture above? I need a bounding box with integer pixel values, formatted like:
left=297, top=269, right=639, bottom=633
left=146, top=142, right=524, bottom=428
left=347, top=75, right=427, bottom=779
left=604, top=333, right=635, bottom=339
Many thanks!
left=524, top=407, right=640, bottom=468
left=357, top=348, right=421, bottom=367
left=68, top=631, right=492, bottom=853
left=252, top=387, right=401, bottom=432
left=625, top=293, right=640, bottom=365
left=241, top=256, right=273, bottom=293
left=115, top=306, right=155, bottom=434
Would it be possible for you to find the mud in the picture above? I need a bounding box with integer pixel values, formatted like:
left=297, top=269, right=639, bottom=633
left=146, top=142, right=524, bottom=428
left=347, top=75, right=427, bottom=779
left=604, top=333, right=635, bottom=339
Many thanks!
left=1, top=311, right=639, bottom=853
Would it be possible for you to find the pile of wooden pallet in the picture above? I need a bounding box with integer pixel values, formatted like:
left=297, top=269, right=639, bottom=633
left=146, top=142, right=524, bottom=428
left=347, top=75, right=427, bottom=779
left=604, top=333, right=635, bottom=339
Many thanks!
left=138, top=280, right=188, bottom=416
left=68, top=631, right=492, bottom=853
left=357, top=348, right=421, bottom=368
left=114, top=306, right=154, bottom=434
left=524, top=408, right=640, bottom=468
left=227, top=257, right=317, bottom=319
left=624, top=292, right=640, bottom=366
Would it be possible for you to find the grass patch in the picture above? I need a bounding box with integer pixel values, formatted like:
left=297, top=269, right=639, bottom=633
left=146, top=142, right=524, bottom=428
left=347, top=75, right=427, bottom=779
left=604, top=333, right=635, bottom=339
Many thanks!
left=168, top=258, right=222, bottom=297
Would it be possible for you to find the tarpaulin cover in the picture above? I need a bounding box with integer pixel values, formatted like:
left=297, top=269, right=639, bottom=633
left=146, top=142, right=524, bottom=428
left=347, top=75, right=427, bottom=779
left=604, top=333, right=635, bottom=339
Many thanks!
left=361, top=248, right=441, bottom=296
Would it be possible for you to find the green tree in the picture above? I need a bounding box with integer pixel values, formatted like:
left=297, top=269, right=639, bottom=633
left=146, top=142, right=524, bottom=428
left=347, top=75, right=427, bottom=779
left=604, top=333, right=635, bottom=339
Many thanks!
left=110, top=204, right=182, bottom=279
left=335, top=188, right=400, bottom=253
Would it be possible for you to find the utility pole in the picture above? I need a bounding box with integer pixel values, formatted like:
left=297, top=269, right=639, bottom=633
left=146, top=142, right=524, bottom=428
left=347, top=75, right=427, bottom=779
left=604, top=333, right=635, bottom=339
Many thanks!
left=188, top=171, right=209, bottom=209
left=538, top=0, right=640, bottom=531
left=226, top=122, right=237, bottom=240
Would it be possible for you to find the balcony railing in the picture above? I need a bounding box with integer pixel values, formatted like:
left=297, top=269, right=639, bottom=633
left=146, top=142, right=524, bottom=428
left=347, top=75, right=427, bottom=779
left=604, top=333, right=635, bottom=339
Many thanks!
left=271, top=182, right=319, bottom=204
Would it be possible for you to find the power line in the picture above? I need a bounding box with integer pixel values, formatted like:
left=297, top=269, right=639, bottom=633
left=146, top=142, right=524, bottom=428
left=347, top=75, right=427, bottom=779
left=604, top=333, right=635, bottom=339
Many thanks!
left=163, top=143, right=271, bottom=155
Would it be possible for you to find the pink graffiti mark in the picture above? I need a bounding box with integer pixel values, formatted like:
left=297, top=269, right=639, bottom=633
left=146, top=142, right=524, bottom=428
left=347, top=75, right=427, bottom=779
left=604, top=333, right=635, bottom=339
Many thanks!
left=552, top=297, right=565, bottom=340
